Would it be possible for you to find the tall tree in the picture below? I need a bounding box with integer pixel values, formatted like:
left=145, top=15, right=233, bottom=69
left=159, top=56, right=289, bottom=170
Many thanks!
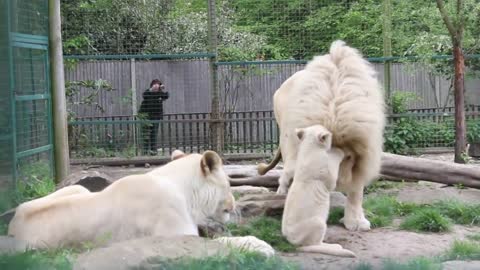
left=436, top=0, right=466, bottom=163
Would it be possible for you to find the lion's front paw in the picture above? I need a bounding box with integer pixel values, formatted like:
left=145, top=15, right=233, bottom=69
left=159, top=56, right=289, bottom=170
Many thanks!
left=340, top=216, right=371, bottom=231
left=276, top=185, right=288, bottom=195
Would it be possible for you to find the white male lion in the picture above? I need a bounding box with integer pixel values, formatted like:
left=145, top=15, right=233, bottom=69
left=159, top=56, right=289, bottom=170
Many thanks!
left=258, top=40, right=386, bottom=231
left=282, top=125, right=354, bottom=257
left=8, top=150, right=236, bottom=248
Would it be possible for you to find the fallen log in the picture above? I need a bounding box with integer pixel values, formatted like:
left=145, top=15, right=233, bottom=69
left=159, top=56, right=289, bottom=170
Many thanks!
left=225, top=153, right=480, bottom=189
left=381, top=153, right=480, bottom=189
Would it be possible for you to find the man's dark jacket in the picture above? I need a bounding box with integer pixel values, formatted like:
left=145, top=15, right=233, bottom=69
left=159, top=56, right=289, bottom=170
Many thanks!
left=138, top=90, right=169, bottom=120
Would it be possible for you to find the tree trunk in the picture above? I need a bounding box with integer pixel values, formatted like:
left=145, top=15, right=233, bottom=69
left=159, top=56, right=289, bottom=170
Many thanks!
left=453, top=43, right=467, bottom=163
left=224, top=153, right=480, bottom=189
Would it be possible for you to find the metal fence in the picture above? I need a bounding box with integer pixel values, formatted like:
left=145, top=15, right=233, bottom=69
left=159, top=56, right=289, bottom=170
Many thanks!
left=1, top=0, right=54, bottom=194
left=68, top=106, right=480, bottom=161
left=69, top=110, right=279, bottom=160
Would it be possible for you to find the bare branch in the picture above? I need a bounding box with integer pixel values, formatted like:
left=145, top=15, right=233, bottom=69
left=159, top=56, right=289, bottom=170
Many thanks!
left=436, top=0, right=457, bottom=40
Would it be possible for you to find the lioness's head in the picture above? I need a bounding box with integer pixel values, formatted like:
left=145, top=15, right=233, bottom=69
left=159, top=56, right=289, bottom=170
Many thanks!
left=169, top=149, right=236, bottom=224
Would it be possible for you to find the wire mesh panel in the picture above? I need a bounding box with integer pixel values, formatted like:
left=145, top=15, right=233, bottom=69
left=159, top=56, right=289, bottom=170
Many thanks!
left=9, top=0, right=54, bottom=189
left=0, top=0, right=14, bottom=193
left=61, top=0, right=480, bottom=161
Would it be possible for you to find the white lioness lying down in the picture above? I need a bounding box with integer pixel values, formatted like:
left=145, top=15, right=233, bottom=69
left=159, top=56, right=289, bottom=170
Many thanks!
left=8, top=150, right=274, bottom=256
left=282, top=125, right=355, bottom=257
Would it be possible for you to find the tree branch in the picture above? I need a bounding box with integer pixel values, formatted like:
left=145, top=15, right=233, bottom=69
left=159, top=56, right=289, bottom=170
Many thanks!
left=436, top=0, right=457, bottom=40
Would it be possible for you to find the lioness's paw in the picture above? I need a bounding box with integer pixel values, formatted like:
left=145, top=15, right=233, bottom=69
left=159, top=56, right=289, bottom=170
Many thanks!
left=340, top=217, right=371, bottom=231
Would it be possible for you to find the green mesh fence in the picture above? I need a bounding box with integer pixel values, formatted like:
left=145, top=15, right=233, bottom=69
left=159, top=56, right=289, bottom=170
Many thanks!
left=61, top=0, right=480, bottom=161
left=1, top=0, right=54, bottom=200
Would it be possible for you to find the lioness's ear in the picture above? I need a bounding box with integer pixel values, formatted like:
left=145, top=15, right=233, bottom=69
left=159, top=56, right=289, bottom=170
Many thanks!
left=171, top=149, right=186, bottom=161
left=201, top=150, right=222, bottom=175
left=295, top=128, right=305, bottom=141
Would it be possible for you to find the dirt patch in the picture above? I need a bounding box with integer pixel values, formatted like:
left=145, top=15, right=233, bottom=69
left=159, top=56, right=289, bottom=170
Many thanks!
left=281, top=225, right=480, bottom=270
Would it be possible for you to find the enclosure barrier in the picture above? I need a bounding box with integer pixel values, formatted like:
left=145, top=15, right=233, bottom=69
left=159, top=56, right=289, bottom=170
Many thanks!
left=68, top=106, right=480, bottom=162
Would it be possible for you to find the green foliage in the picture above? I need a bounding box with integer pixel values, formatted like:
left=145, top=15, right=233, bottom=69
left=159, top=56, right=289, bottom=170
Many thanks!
left=400, top=208, right=452, bottom=233
left=364, top=180, right=403, bottom=194
left=65, top=79, right=114, bottom=121
left=14, top=161, right=56, bottom=205
left=226, top=217, right=296, bottom=252
left=389, top=91, right=420, bottom=114
left=327, top=207, right=344, bottom=225
left=353, top=257, right=441, bottom=270
left=364, top=195, right=418, bottom=228
left=467, top=233, right=480, bottom=242
left=443, top=240, right=480, bottom=260
left=381, top=257, right=442, bottom=270
left=432, top=200, right=480, bottom=225
left=0, top=249, right=73, bottom=270
left=148, top=250, right=299, bottom=270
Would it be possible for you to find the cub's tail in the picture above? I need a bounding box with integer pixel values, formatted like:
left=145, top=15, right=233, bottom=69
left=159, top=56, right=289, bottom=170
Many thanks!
left=298, top=243, right=356, bottom=258
left=257, top=148, right=282, bottom=175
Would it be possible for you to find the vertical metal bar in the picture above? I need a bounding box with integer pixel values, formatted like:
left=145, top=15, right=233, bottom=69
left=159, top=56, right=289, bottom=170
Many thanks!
left=207, top=0, right=222, bottom=153
left=7, top=0, right=18, bottom=187
left=263, top=111, right=267, bottom=153
left=383, top=0, right=392, bottom=103
left=130, top=58, right=137, bottom=153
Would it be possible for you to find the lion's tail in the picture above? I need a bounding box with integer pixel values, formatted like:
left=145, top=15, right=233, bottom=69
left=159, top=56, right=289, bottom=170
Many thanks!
left=298, top=244, right=356, bottom=258
left=328, top=40, right=364, bottom=65
left=257, top=148, right=282, bottom=175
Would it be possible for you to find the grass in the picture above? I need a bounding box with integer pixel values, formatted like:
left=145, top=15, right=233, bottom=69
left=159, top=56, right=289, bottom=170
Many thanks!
left=400, top=208, right=452, bottom=233
left=354, top=240, right=480, bottom=270
left=431, top=200, right=480, bottom=225
left=364, top=180, right=404, bottom=194
left=0, top=249, right=73, bottom=270
left=467, top=233, right=480, bottom=242
left=363, top=195, right=419, bottom=228
left=146, top=249, right=300, bottom=270
left=327, top=207, right=344, bottom=225
left=361, top=195, right=479, bottom=232
left=443, top=240, right=480, bottom=260
left=353, top=257, right=441, bottom=270
left=226, top=216, right=296, bottom=252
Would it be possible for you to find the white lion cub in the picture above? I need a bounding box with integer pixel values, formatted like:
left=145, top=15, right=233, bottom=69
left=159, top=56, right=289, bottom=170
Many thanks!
left=281, top=125, right=355, bottom=257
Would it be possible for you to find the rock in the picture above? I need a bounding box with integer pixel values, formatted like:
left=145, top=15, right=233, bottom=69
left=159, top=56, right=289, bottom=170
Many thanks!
left=144, top=163, right=151, bottom=168
left=198, top=219, right=227, bottom=238
left=57, top=171, right=114, bottom=192
left=0, top=208, right=16, bottom=226
left=73, top=235, right=273, bottom=270
left=0, top=236, right=27, bottom=254
left=442, top=260, right=480, bottom=270
left=236, top=192, right=346, bottom=217
left=231, top=186, right=271, bottom=196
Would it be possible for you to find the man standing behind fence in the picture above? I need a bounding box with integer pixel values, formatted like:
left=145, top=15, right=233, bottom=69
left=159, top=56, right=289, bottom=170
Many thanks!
left=138, top=79, right=169, bottom=155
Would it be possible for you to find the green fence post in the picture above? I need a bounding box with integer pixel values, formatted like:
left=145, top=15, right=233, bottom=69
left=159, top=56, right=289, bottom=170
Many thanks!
left=383, top=0, right=393, bottom=105
left=49, top=0, right=70, bottom=182
left=207, top=0, right=223, bottom=153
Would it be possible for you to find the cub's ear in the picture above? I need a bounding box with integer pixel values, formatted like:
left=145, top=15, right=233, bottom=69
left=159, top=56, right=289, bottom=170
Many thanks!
left=171, top=149, right=186, bottom=161
left=295, top=128, right=305, bottom=141
left=201, top=150, right=223, bottom=175
left=317, top=132, right=330, bottom=144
